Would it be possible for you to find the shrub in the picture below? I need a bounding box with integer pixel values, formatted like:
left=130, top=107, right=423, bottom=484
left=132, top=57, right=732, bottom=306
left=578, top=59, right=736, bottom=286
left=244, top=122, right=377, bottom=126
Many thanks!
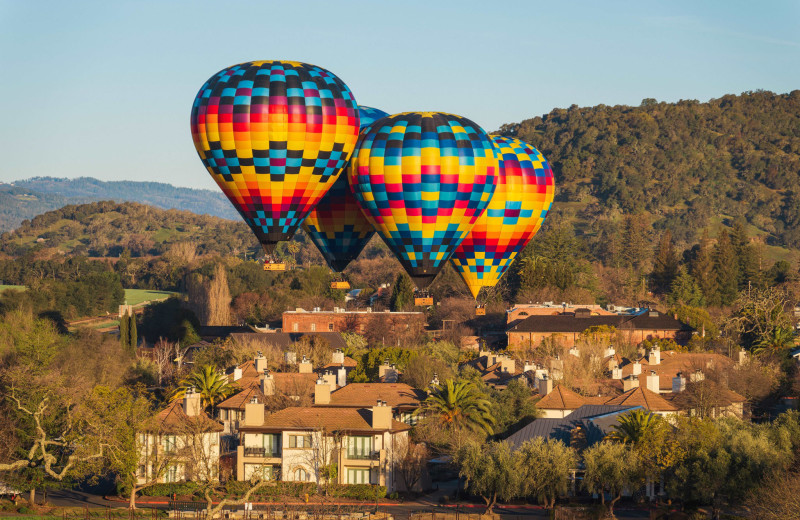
left=139, top=482, right=201, bottom=497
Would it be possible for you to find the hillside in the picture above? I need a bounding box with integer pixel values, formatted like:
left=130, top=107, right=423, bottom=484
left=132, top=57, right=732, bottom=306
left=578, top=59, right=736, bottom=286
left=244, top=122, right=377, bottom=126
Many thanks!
left=0, top=177, right=239, bottom=232
left=0, top=200, right=257, bottom=258
left=499, top=89, right=800, bottom=252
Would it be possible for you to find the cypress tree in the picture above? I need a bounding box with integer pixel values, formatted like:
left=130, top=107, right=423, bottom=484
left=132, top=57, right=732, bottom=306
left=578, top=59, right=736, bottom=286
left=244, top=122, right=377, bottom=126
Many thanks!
left=651, top=230, right=679, bottom=294
left=119, top=309, right=130, bottom=351
left=730, top=217, right=760, bottom=290
left=714, top=230, right=739, bottom=305
left=129, top=312, right=138, bottom=351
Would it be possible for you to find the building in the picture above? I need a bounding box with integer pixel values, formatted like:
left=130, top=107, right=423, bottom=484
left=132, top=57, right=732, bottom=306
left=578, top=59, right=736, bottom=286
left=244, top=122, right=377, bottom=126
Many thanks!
left=137, top=390, right=223, bottom=485
left=507, top=308, right=693, bottom=349
left=313, top=382, right=426, bottom=424
left=236, top=400, right=410, bottom=491
left=459, top=351, right=523, bottom=389
left=507, top=303, right=615, bottom=327
left=282, top=308, right=425, bottom=335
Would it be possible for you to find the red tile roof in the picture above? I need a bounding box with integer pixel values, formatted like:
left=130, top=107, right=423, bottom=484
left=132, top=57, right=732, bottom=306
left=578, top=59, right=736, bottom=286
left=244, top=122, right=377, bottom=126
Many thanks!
left=241, top=406, right=410, bottom=433
left=142, top=400, right=223, bottom=433
left=325, top=383, right=425, bottom=409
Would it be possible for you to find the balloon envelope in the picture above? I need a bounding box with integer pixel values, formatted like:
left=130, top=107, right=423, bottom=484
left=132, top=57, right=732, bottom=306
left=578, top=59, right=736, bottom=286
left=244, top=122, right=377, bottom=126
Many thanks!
left=190, top=60, right=360, bottom=254
left=451, top=136, right=555, bottom=298
left=348, top=112, right=499, bottom=288
left=302, top=106, right=388, bottom=272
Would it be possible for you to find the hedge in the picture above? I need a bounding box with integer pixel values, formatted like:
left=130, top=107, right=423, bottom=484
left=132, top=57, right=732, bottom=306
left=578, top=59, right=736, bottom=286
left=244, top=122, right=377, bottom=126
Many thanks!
left=135, top=481, right=386, bottom=501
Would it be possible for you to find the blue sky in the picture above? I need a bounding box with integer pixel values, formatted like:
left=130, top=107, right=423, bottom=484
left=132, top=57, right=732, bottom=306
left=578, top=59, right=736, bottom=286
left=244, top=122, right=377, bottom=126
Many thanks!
left=1, top=0, right=798, bottom=189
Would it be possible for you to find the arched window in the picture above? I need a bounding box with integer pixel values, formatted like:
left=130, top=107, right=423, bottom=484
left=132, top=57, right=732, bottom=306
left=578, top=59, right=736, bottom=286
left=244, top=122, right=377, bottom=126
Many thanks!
left=294, top=468, right=308, bottom=481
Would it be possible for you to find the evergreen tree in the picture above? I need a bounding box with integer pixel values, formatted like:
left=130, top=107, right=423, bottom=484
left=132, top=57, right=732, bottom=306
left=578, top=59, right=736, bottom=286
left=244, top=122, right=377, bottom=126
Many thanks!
left=668, top=267, right=705, bottom=307
left=128, top=312, right=138, bottom=351
left=119, top=309, right=130, bottom=351
left=651, top=230, right=679, bottom=294
left=714, top=230, right=739, bottom=306
left=691, top=230, right=718, bottom=306
left=390, top=272, right=415, bottom=311
left=730, top=217, right=760, bottom=290
left=621, top=214, right=650, bottom=272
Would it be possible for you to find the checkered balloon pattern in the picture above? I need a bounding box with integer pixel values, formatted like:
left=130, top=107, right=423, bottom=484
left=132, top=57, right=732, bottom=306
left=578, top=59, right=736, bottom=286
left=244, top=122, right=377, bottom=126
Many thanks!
left=302, top=106, right=388, bottom=271
left=190, top=61, right=360, bottom=254
left=348, top=112, right=499, bottom=288
left=450, top=136, right=555, bottom=298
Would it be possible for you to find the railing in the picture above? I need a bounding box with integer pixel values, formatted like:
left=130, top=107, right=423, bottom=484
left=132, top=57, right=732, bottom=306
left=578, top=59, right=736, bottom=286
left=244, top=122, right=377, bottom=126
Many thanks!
left=243, top=447, right=280, bottom=458
left=346, top=450, right=379, bottom=460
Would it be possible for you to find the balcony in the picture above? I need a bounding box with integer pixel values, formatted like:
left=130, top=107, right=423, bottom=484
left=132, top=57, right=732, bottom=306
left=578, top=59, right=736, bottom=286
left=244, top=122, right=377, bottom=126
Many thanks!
left=346, top=450, right=379, bottom=461
left=243, top=447, right=280, bottom=458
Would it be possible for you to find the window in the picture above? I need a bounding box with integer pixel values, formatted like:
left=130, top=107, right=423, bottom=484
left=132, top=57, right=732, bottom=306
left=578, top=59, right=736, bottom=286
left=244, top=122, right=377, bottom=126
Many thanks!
left=166, top=464, right=180, bottom=483
left=347, top=468, right=371, bottom=484
left=163, top=435, right=177, bottom=453
left=288, top=434, right=312, bottom=448
left=244, top=464, right=274, bottom=481
left=347, top=436, right=373, bottom=459
left=310, top=323, right=316, bottom=332
left=294, top=468, right=308, bottom=481
left=292, top=322, right=298, bottom=332
left=328, top=323, right=334, bottom=331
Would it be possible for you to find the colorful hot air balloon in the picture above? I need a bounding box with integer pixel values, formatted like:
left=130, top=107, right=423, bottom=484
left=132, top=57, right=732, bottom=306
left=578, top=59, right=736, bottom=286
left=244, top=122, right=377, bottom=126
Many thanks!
left=450, top=136, right=555, bottom=298
left=302, top=106, right=389, bottom=271
left=348, top=112, right=499, bottom=288
left=190, top=61, right=360, bottom=256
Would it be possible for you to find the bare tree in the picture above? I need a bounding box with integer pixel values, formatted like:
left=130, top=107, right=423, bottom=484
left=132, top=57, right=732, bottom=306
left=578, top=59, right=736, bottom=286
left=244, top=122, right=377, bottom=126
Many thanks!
left=152, top=338, right=176, bottom=386
left=393, top=436, right=428, bottom=493
left=299, top=428, right=341, bottom=495
left=207, top=264, right=232, bottom=327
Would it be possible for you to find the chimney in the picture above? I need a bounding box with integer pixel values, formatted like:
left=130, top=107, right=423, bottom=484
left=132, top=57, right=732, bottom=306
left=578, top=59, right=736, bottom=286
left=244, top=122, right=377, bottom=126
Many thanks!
left=568, top=346, right=580, bottom=358
left=331, top=349, right=345, bottom=365
left=648, top=345, right=661, bottom=365
left=243, top=397, right=265, bottom=427
left=378, top=359, right=392, bottom=378
left=500, top=356, right=515, bottom=374
left=284, top=351, right=297, bottom=365
left=631, top=362, right=642, bottom=376
left=233, top=367, right=243, bottom=381
left=672, top=372, right=686, bottom=393
left=314, top=377, right=331, bottom=405
left=604, top=345, right=616, bottom=358
left=611, top=367, right=623, bottom=380
left=261, top=369, right=274, bottom=396
left=737, top=349, right=748, bottom=365
left=337, top=365, right=347, bottom=387
left=430, top=373, right=440, bottom=387
left=646, top=370, right=660, bottom=394
left=622, top=375, right=640, bottom=392
left=322, top=372, right=337, bottom=389
left=298, top=356, right=313, bottom=374
left=538, top=375, right=553, bottom=396
left=371, top=400, right=392, bottom=430
left=183, top=387, right=202, bottom=417
left=255, top=351, right=268, bottom=373
left=479, top=350, right=491, bottom=361
left=523, top=360, right=535, bottom=373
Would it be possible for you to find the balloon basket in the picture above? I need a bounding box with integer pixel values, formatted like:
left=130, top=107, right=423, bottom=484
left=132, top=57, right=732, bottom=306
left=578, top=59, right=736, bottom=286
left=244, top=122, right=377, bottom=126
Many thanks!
left=414, top=291, right=434, bottom=306
left=331, top=281, right=351, bottom=290
left=475, top=306, right=486, bottom=316
left=263, top=263, right=286, bottom=271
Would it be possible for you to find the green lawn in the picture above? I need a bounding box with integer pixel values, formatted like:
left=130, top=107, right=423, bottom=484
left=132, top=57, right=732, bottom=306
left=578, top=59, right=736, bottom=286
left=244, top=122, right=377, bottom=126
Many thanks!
left=123, top=288, right=175, bottom=306
left=0, top=284, right=26, bottom=293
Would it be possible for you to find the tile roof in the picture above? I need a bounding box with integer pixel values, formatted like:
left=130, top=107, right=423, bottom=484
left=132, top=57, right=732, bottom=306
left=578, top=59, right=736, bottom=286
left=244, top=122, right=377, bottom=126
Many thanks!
left=228, top=361, right=317, bottom=397
left=604, top=387, right=678, bottom=412
left=536, top=385, right=591, bottom=410
left=325, top=383, right=426, bottom=409
left=228, top=332, right=348, bottom=351
left=217, top=385, right=267, bottom=410
left=242, top=406, right=410, bottom=433
left=509, top=311, right=693, bottom=334
left=322, top=356, right=358, bottom=370
left=142, top=400, right=223, bottom=434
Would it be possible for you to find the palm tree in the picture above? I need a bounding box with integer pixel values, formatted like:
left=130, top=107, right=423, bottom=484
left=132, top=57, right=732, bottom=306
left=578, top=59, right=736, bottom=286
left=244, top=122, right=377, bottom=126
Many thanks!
left=171, top=365, right=234, bottom=412
left=754, top=326, right=796, bottom=356
left=418, top=379, right=496, bottom=435
left=605, top=408, right=662, bottom=445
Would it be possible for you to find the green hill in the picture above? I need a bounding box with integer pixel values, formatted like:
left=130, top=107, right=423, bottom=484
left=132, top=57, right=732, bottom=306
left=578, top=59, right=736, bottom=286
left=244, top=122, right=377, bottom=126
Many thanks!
left=0, top=177, right=239, bottom=233
left=499, top=89, right=800, bottom=252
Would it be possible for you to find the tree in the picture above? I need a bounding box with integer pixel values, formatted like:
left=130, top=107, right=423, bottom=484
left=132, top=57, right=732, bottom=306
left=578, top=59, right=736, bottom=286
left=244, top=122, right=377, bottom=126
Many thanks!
left=393, top=437, right=428, bottom=493
left=730, top=217, right=761, bottom=290
left=490, top=378, right=539, bottom=436
left=299, top=428, right=340, bottom=495
left=605, top=409, right=662, bottom=445
left=517, top=437, right=578, bottom=508
left=119, top=309, right=130, bottom=351
left=129, top=312, right=138, bottom=351
left=417, top=379, right=496, bottom=436
left=455, top=441, right=520, bottom=514
left=668, top=267, right=705, bottom=307
left=713, top=230, right=739, bottom=306
left=746, top=470, right=800, bottom=520
left=651, top=230, right=679, bottom=294
left=728, top=286, right=793, bottom=354
left=691, top=231, right=718, bottom=306
left=390, top=272, right=415, bottom=312
left=582, top=441, right=642, bottom=517
left=171, top=365, right=234, bottom=413
left=207, top=264, right=232, bottom=326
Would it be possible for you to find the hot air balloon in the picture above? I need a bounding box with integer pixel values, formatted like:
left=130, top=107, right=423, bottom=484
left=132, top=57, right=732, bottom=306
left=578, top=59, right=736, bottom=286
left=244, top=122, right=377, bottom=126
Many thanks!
left=190, top=61, right=360, bottom=267
left=450, top=135, right=555, bottom=299
left=302, top=106, right=388, bottom=274
left=348, top=112, right=499, bottom=289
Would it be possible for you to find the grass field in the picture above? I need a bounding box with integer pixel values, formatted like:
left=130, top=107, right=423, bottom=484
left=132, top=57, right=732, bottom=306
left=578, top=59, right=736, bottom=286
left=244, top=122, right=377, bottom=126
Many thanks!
left=0, top=284, right=26, bottom=293
left=124, top=289, right=175, bottom=306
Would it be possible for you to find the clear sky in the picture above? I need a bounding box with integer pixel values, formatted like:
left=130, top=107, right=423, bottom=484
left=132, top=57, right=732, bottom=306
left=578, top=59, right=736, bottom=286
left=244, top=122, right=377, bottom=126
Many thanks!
left=1, top=0, right=798, bottom=189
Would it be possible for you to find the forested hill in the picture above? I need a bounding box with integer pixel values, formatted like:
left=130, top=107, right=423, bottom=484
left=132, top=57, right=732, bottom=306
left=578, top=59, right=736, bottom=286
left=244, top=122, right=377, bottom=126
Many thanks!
left=0, top=177, right=238, bottom=232
left=0, top=201, right=256, bottom=258
left=499, top=89, right=800, bottom=250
